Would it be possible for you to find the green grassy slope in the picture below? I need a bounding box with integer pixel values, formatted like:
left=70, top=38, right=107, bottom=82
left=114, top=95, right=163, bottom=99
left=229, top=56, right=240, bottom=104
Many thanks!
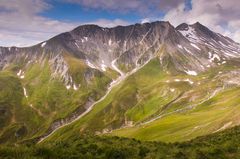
left=0, top=52, right=113, bottom=144
left=43, top=56, right=240, bottom=143
left=111, top=60, right=240, bottom=142
left=1, top=125, right=240, bottom=159
left=0, top=71, right=43, bottom=144
left=112, top=87, right=240, bottom=142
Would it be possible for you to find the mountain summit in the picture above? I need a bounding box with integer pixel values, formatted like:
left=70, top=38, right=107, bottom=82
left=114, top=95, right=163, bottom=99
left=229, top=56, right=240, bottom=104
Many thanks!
left=1, top=21, right=239, bottom=78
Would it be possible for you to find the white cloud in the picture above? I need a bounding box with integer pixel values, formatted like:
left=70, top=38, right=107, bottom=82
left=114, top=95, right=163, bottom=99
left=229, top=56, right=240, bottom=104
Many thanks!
left=0, top=0, right=130, bottom=47
left=67, top=0, right=144, bottom=12
left=141, top=18, right=151, bottom=24
left=1, top=0, right=240, bottom=47
left=64, top=0, right=240, bottom=43
left=163, top=0, right=240, bottom=42
left=84, top=19, right=130, bottom=28
left=66, top=0, right=184, bottom=14
left=0, top=0, right=78, bottom=47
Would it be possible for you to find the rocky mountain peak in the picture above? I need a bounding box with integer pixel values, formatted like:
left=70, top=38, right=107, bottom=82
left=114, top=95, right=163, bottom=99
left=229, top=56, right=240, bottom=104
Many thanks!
left=1, top=20, right=240, bottom=81
left=176, top=23, right=189, bottom=31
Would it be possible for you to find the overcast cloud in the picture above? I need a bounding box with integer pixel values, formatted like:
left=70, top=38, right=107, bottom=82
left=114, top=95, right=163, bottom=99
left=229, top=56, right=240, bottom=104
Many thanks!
left=66, top=0, right=185, bottom=14
left=0, top=0, right=239, bottom=47
left=0, top=0, right=130, bottom=47
left=0, top=0, right=76, bottom=46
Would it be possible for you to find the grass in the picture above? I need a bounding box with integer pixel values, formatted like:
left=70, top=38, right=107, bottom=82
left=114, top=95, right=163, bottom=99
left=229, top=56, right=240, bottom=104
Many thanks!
left=111, top=87, right=240, bottom=142
left=43, top=56, right=240, bottom=144
left=0, top=52, right=114, bottom=144
left=0, top=71, right=43, bottom=144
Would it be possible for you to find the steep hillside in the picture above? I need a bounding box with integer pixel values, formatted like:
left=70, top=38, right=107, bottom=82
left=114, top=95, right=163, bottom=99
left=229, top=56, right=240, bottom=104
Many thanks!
left=0, top=21, right=240, bottom=144
left=0, top=46, right=113, bottom=144
left=43, top=56, right=240, bottom=143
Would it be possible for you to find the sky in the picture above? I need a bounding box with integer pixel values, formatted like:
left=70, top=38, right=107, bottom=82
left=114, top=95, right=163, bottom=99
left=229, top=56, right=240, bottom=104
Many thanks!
left=0, top=0, right=240, bottom=47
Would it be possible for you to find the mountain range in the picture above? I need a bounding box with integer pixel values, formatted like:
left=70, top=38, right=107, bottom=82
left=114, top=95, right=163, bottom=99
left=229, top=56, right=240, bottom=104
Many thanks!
left=0, top=21, right=240, bottom=145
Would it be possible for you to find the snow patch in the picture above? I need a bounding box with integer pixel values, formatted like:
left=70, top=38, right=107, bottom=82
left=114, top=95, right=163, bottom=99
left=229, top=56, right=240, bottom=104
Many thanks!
left=123, top=40, right=127, bottom=49
left=86, top=59, right=96, bottom=69
left=218, top=41, right=227, bottom=47
left=177, top=44, right=183, bottom=49
left=184, top=47, right=192, bottom=54
left=208, top=52, right=212, bottom=59
left=170, top=88, right=175, bottom=92
left=17, top=70, right=22, bottom=76
left=184, top=79, right=194, bottom=84
left=209, top=54, right=220, bottom=62
left=224, top=52, right=238, bottom=58
left=66, top=85, right=71, bottom=90
left=108, top=39, right=112, bottom=45
left=84, top=37, right=88, bottom=41
left=185, top=70, right=198, bottom=76
left=190, top=43, right=201, bottom=50
left=17, top=70, right=25, bottom=79
left=174, top=78, right=194, bottom=84
left=73, top=84, right=78, bottom=90
left=179, top=26, right=200, bottom=43
left=101, top=60, right=107, bottom=71
left=232, top=50, right=238, bottom=54
left=75, top=42, right=80, bottom=48
left=41, top=42, right=46, bottom=48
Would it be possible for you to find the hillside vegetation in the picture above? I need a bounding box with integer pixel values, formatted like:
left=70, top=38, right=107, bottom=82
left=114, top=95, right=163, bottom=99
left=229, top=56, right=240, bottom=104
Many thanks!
left=44, top=57, right=240, bottom=143
left=1, top=125, right=240, bottom=159
left=0, top=52, right=112, bottom=144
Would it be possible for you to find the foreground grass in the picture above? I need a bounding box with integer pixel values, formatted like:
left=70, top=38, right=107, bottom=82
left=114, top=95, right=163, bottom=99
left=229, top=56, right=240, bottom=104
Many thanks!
left=1, top=125, right=240, bottom=159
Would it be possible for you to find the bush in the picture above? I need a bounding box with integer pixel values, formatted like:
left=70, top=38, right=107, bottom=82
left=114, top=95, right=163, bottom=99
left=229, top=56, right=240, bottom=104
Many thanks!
left=105, top=148, right=128, bottom=159
left=138, top=146, right=150, bottom=158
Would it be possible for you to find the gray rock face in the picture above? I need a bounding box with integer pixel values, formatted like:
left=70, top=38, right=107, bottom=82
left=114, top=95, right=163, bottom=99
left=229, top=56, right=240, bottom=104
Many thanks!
left=1, top=21, right=240, bottom=81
